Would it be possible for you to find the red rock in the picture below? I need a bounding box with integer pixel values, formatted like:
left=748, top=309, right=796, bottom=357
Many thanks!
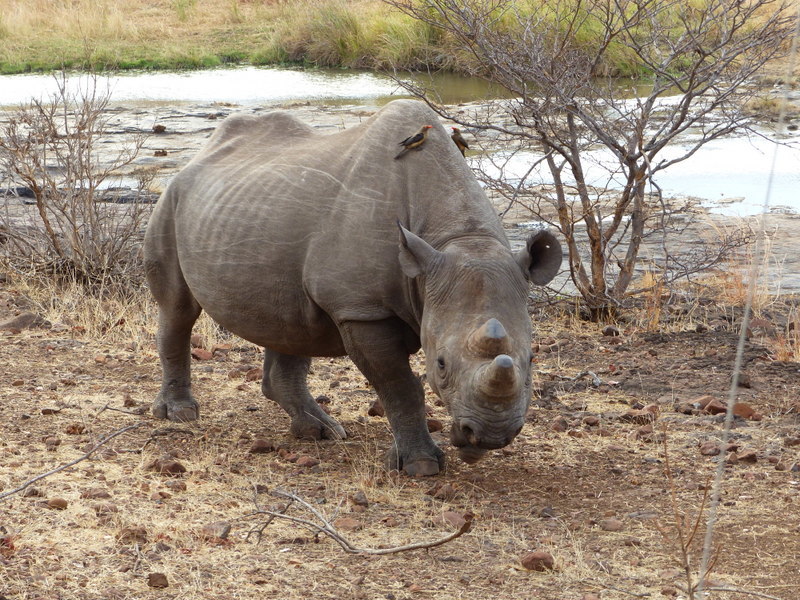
left=583, top=416, right=600, bottom=426
left=520, top=550, right=555, bottom=571
left=147, top=573, right=169, bottom=588
left=201, top=521, right=231, bottom=540
left=164, top=480, right=187, bottom=492
left=738, top=449, right=758, bottom=463
left=333, top=517, right=362, bottom=531
left=81, top=488, right=112, bottom=499
left=93, top=502, right=119, bottom=517
left=47, top=497, right=68, bottom=510
left=619, top=409, right=654, bottom=424
left=367, top=399, right=385, bottom=417
left=146, top=458, right=187, bottom=476
left=350, top=491, right=369, bottom=507
left=248, top=438, right=276, bottom=454
left=382, top=516, right=399, bottom=527
left=551, top=416, right=568, bottom=432
left=191, top=348, right=213, bottom=361
left=732, top=402, right=756, bottom=419
left=702, top=399, right=728, bottom=415
left=700, top=441, right=721, bottom=456
left=64, top=423, right=86, bottom=435
left=296, top=455, right=320, bottom=468
left=245, top=367, right=263, bottom=381
left=426, top=418, right=443, bottom=432
left=693, top=395, right=716, bottom=408
left=190, top=334, right=206, bottom=348
left=433, top=511, right=467, bottom=529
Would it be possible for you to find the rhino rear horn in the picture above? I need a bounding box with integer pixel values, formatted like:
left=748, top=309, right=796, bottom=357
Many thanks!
left=468, top=318, right=511, bottom=357
left=479, top=354, right=518, bottom=398
left=516, top=229, right=562, bottom=285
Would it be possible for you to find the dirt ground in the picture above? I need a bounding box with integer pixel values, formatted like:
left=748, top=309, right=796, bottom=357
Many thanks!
left=1, top=282, right=799, bottom=600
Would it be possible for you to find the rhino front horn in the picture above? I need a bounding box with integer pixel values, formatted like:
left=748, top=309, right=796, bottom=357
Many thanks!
left=479, top=354, right=518, bottom=398
left=467, top=318, right=511, bottom=357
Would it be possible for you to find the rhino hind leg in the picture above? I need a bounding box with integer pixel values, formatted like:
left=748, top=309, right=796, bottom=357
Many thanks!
left=262, top=349, right=346, bottom=440
left=151, top=297, right=202, bottom=422
left=340, top=320, right=445, bottom=476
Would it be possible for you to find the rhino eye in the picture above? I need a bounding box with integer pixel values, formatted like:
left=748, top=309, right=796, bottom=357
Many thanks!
left=437, top=356, right=446, bottom=370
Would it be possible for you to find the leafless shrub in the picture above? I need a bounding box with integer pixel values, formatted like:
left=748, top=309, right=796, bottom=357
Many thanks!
left=0, top=72, right=152, bottom=293
left=387, top=0, right=796, bottom=315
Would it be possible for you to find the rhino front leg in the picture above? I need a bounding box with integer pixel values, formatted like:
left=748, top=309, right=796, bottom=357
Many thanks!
left=152, top=302, right=202, bottom=422
left=262, top=349, right=346, bottom=440
left=340, top=320, right=444, bottom=476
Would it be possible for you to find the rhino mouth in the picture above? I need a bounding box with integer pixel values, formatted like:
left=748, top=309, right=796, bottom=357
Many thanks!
left=450, top=417, right=523, bottom=463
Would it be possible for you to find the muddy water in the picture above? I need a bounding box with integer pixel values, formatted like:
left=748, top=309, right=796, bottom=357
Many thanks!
left=0, top=66, right=511, bottom=108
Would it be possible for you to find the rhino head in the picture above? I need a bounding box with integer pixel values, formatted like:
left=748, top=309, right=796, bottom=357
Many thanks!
left=399, top=225, right=562, bottom=464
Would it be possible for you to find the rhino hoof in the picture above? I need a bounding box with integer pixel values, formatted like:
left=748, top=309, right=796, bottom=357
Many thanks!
left=152, top=396, right=199, bottom=422
left=403, top=458, right=442, bottom=477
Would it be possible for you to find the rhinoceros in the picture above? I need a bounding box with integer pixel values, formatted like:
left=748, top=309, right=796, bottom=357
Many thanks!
left=144, top=99, right=561, bottom=476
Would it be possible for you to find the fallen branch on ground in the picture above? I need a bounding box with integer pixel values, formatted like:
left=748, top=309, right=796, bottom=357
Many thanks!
left=242, top=488, right=473, bottom=555
left=0, top=422, right=144, bottom=502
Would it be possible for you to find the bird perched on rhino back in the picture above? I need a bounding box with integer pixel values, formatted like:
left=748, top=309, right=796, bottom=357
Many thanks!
left=395, top=124, right=433, bottom=159
left=451, top=127, right=469, bottom=156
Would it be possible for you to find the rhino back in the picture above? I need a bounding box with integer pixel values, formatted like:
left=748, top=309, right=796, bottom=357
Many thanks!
left=151, top=100, right=508, bottom=353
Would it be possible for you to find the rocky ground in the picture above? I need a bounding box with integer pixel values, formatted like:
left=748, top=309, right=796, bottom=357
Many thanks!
left=0, top=283, right=799, bottom=600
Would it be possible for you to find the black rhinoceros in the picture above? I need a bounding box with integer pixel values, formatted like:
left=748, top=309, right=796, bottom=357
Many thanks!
left=144, top=99, right=561, bottom=476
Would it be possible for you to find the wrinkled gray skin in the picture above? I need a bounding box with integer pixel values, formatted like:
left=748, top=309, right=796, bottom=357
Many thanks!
left=144, top=99, right=562, bottom=476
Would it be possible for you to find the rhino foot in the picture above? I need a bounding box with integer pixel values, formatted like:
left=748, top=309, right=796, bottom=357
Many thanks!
left=385, top=444, right=445, bottom=476
left=289, top=409, right=346, bottom=441
left=152, top=394, right=199, bottom=422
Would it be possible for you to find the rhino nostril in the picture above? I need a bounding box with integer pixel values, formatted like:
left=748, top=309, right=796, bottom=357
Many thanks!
left=460, top=422, right=481, bottom=447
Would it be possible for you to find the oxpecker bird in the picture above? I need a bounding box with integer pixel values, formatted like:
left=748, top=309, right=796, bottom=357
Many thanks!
left=395, top=125, right=433, bottom=159
left=451, top=127, right=469, bottom=156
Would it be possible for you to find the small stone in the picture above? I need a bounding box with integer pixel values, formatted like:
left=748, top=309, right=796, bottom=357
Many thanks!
left=702, top=399, right=728, bottom=415
left=22, top=486, right=43, bottom=497
left=520, top=550, right=555, bottom=571
left=81, top=488, right=112, bottom=499
left=351, top=490, right=369, bottom=507
left=152, top=124, right=167, bottom=134
left=333, top=517, right=362, bottom=531
left=191, top=348, right=213, bottom=361
left=700, top=441, right=721, bottom=456
left=190, top=333, right=206, bottom=348
left=433, top=483, right=458, bottom=501
left=433, top=511, right=467, bottom=529
left=245, top=367, right=263, bottom=381
left=146, top=458, right=187, bottom=476
left=790, top=462, right=800, bottom=472
left=367, top=399, right=385, bottom=417
left=382, top=516, right=399, bottom=527
left=733, top=402, right=756, bottom=419
left=661, top=587, right=678, bottom=597
left=296, top=455, right=320, bottom=468
left=64, top=422, right=86, bottom=435
left=602, top=325, right=621, bottom=337
left=599, top=518, right=624, bottom=532
left=426, top=418, right=443, bottom=432
left=44, top=436, right=61, bottom=449
left=248, top=438, right=276, bottom=454
left=201, top=521, right=231, bottom=540
left=738, top=449, right=758, bottom=463
left=47, top=497, right=69, bottom=510
left=583, top=416, right=600, bottom=426
left=551, top=416, right=568, bottom=432
left=786, top=437, right=800, bottom=448
left=619, top=409, right=655, bottom=424
left=147, top=572, right=169, bottom=588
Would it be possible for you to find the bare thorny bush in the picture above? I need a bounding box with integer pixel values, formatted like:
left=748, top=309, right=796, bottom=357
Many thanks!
left=387, top=0, right=796, bottom=315
left=0, top=73, right=152, bottom=295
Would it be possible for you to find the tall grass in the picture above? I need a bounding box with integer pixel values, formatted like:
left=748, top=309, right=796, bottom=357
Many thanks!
left=0, top=0, right=656, bottom=75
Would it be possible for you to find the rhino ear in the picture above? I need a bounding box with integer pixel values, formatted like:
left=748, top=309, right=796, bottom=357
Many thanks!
left=516, top=229, right=562, bottom=285
left=398, top=223, right=442, bottom=278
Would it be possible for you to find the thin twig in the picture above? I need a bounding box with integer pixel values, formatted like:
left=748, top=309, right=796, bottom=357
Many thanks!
left=0, top=422, right=144, bottom=502
left=244, top=489, right=473, bottom=555
left=588, top=580, right=651, bottom=597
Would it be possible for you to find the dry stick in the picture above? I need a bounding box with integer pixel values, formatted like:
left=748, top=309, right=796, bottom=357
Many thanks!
left=247, top=489, right=473, bottom=555
left=0, top=422, right=144, bottom=502
left=696, top=12, right=800, bottom=599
